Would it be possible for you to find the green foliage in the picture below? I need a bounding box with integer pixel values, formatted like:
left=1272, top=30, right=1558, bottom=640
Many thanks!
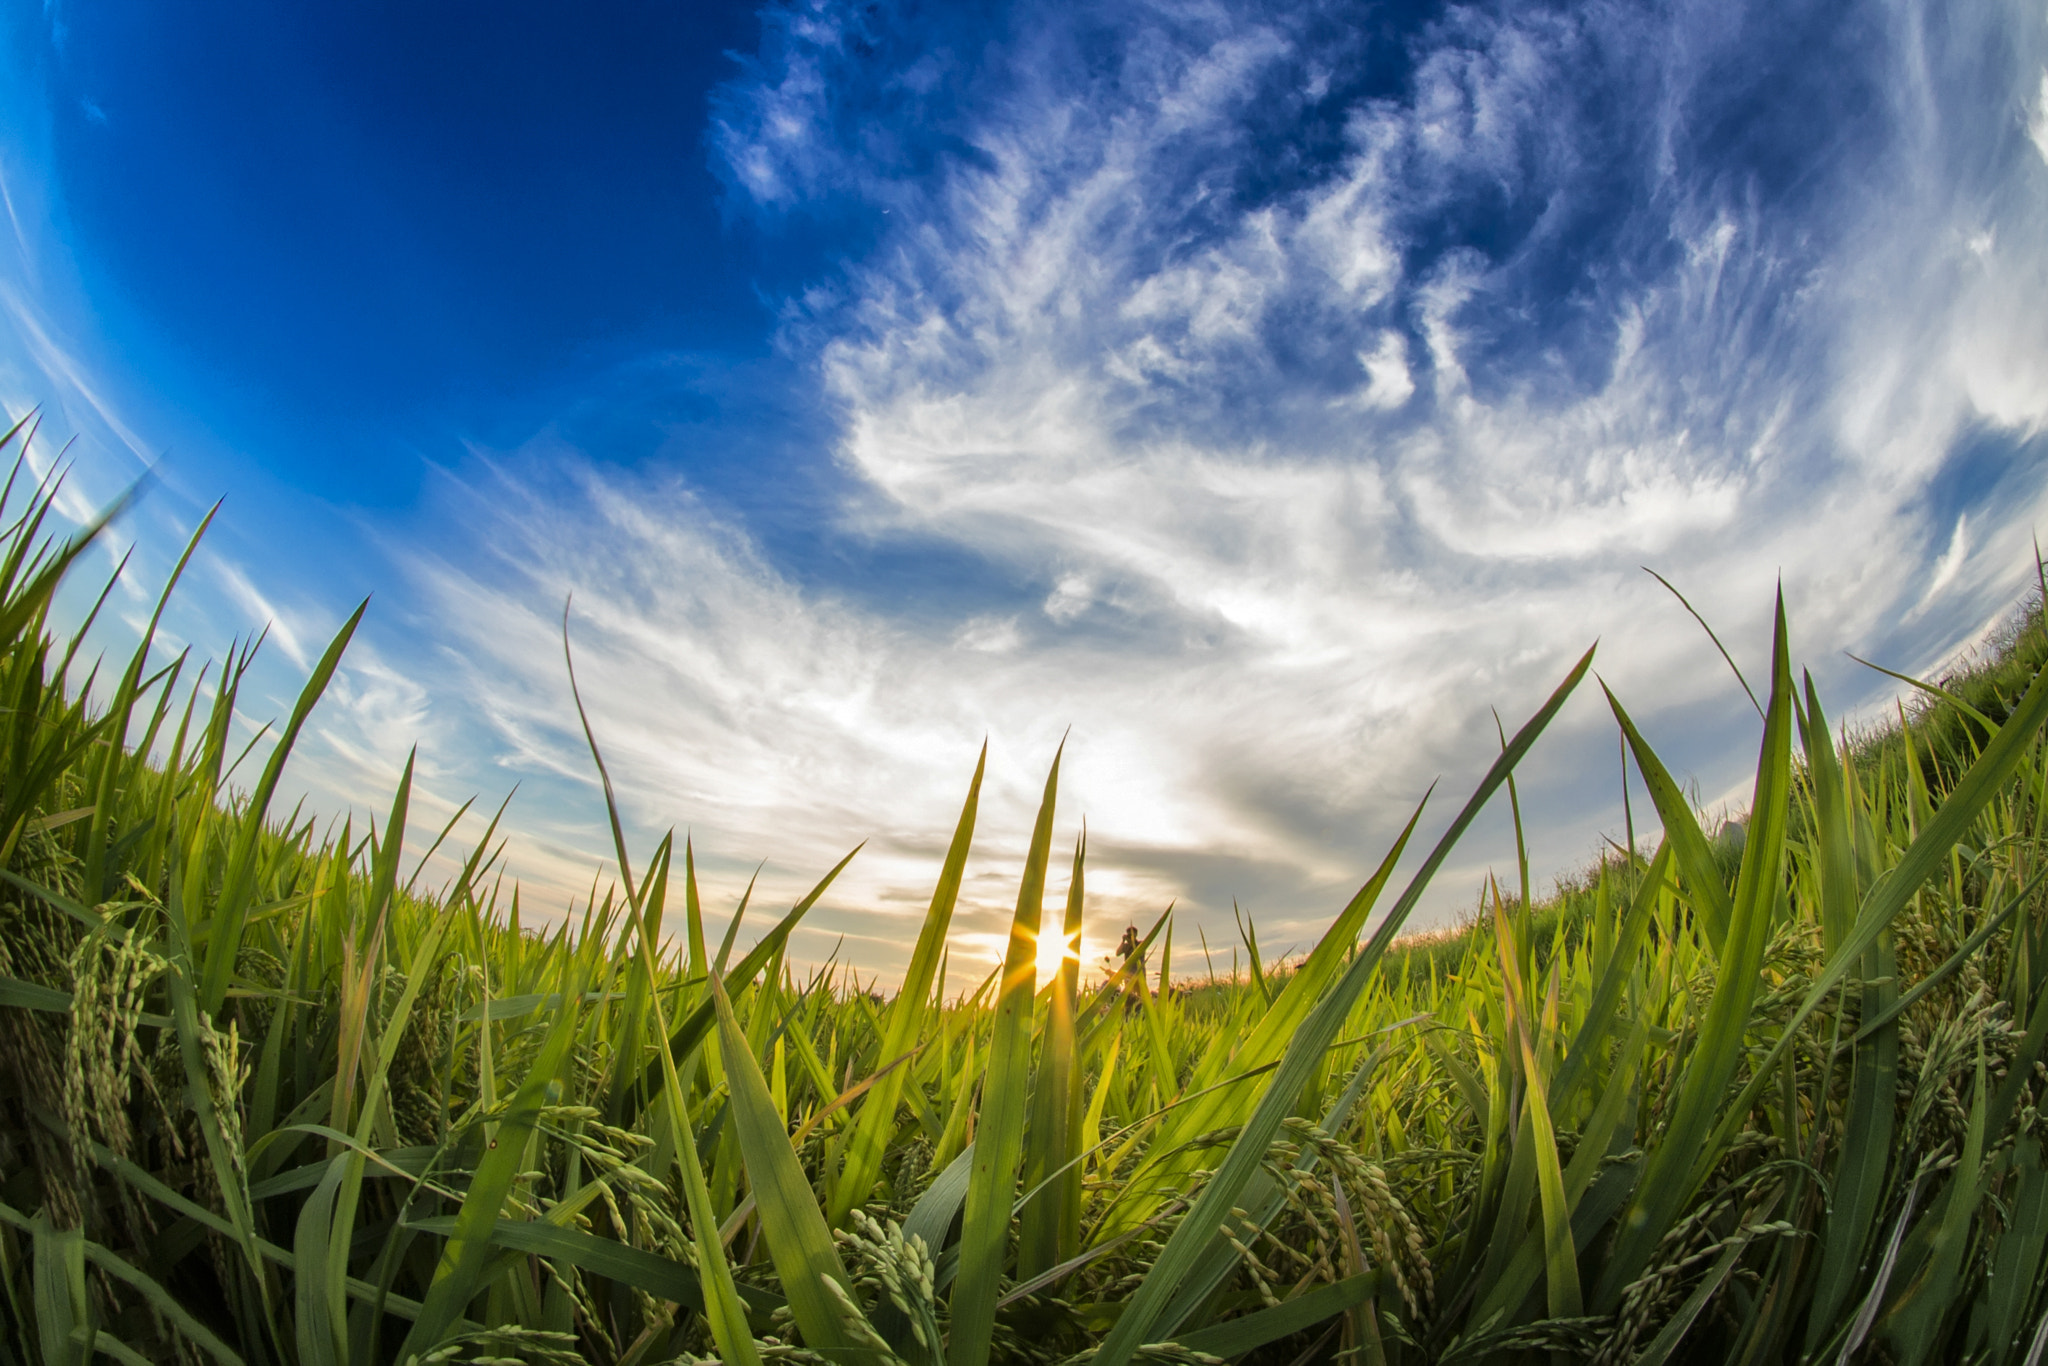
left=3, top=419, right=2048, bottom=1366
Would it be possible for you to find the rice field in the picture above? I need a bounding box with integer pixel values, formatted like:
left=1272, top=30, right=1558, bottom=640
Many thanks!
left=4, top=413, right=2048, bottom=1365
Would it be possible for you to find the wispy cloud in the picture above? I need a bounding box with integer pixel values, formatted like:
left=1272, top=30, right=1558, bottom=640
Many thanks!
left=209, top=555, right=311, bottom=670
left=2027, top=70, right=2048, bottom=167
left=377, top=0, right=2048, bottom=978
left=0, top=282, right=154, bottom=474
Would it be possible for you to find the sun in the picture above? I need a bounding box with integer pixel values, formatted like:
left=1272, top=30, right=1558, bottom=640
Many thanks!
left=1035, top=925, right=1083, bottom=985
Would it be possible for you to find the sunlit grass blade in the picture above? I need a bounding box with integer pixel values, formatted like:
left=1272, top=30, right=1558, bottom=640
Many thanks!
left=305, top=887, right=457, bottom=1366
left=1148, top=1024, right=1393, bottom=1341
left=1019, top=827, right=1086, bottom=1277
left=1102, top=800, right=1424, bottom=1239
left=1696, top=637, right=2048, bottom=1181
left=1092, top=642, right=1594, bottom=1366
left=634, top=844, right=862, bottom=1114
left=949, top=741, right=1062, bottom=1366
left=632, top=877, right=762, bottom=1366
left=1547, top=841, right=1669, bottom=1109
left=833, top=745, right=985, bottom=1226
left=1800, top=671, right=1864, bottom=957
left=80, top=501, right=216, bottom=902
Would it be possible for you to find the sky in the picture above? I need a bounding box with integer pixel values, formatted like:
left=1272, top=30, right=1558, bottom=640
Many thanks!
left=3, top=0, right=2046, bottom=984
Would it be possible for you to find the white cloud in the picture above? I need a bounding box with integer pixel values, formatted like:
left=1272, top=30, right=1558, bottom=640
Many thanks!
left=0, top=282, right=153, bottom=473
left=210, top=555, right=311, bottom=671
left=546, top=0, right=2044, bottom=975
left=958, top=614, right=1024, bottom=653
left=1910, top=514, right=1970, bottom=619
left=1043, top=574, right=1092, bottom=623
left=2031, top=71, right=2048, bottom=166
left=1349, top=331, right=1415, bottom=411
left=0, top=160, right=32, bottom=267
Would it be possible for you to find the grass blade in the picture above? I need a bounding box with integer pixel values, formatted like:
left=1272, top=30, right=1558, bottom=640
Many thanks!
left=1172, top=1274, right=1377, bottom=1360
left=1596, top=593, right=1794, bottom=1305
left=1605, top=685, right=1734, bottom=956
left=1019, top=828, right=1086, bottom=1277
left=833, top=746, right=985, bottom=1226
left=395, top=975, right=584, bottom=1363
left=949, top=741, right=1063, bottom=1366
left=710, top=973, right=862, bottom=1359
left=198, top=599, right=366, bottom=1016
left=1092, top=643, right=1595, bottom=1366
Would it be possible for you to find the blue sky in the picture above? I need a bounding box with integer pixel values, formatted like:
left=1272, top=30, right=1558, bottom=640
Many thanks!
left=4, top=0, right=2047, bottom=979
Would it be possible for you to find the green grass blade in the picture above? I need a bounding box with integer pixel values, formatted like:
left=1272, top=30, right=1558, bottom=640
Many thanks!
left=1628, top=1231, right=1750, bottom=1366
left=1848, top=652, right=2000, bottom=735
left=2, top=1201, right=245, bottom=1366
left=0, top=975, right=71, bottom=1013
left=305, top=899, right=457, bottom=1366
left=77, top=1230, right=247, bottom=1366
left=1699, top=643, right=2048, bottom=1181
left=1596, top=593, right=1794, bottom=1305
left=905, top=1143, right=975, bottom=1276
left=1092, top=643, right=1595, bottom=1366
left=1644, top=567, right=1765, bottom=719
left=1974, top=1138, right=2048, bottom=1363
left=199, top=598, right=367, bottom=1015
left=634, top=845, right=862, bottom=1114
left=1149, top=1028, right=1396, bottom=1340
left=69, top=1326, right=150, bottom=1366
left=710, top=973, right=860, bottom=1358
left=1178, top=805, right=1422, bottom=1113
left=1854, top=870, right=2038, bottom=1042
left=1019, top=828, right=1086, bottom=1277
left=1424, top=1027, right=1486, bottom=1121
left=156, top=950, right=275, bottom=1337
left=1469, top=1013, right=1652, bottom=1329
left=949, top=742, right=1063, bottom=1366
left=395, top=976, right=584, bottom=1363
left=1102, top=801, right=1424, bottom=1238
left=1885, top=1045, right=1990, bottom=1364
left=1547, top=841, right=1670, bottom=1109
left=1605, top=684, right=1733, bottom=956
left=833, top=746, right=985, bottom=1226
left=634, top=900, right=762, bottom=1366
left=1493, top=897, right=1579, bottom=1320
left=293, top=1157, right=351, bottom=1366
left=1800, top=671, right=1863, bottom=957
left=410, top=1216, right=780, bottom=1321
left=29, top=1210, right=88, bottom=1366
left=80, top=502, right=216, bottom=902
left=1172, top=1273, right=1377, bottom=1359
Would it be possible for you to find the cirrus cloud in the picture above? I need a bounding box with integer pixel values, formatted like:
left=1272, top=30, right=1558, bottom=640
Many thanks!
left=364, top=0, right=2048, bottom=981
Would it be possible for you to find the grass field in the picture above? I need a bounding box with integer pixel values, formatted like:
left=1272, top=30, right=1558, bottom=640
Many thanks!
left=4, top=414, right=2048, bottom=1366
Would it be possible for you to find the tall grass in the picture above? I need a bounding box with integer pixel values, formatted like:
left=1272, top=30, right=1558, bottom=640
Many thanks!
left=3, top=414, right=2047, bottom=1365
